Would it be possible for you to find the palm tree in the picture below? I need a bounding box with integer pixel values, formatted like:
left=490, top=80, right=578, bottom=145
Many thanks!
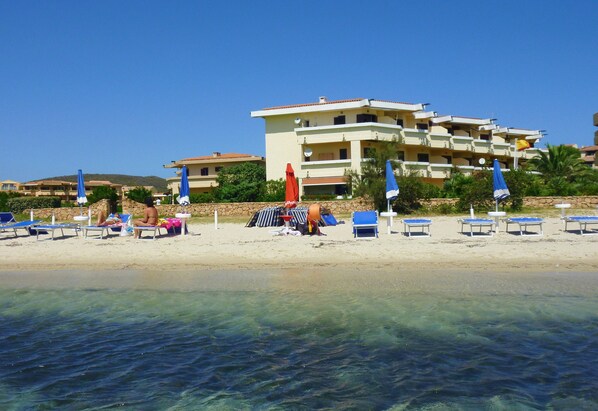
left=527, top=144, right=588, bottom=181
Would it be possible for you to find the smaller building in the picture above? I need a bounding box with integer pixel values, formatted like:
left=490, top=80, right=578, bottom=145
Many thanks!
left=164, top=152, right=266, bottom=196
left=580, top=145, right=598, bottom=169
left=0, top=180, right=20, bottom=192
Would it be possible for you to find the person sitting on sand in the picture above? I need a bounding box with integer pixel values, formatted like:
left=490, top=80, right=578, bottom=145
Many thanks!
left=96, top=211, right=121, bottom=226
left=133, top=197, right=158, bottom=239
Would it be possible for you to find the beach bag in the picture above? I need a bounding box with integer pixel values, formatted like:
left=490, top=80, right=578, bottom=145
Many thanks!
left=120, top=218, right=133, bottom=237
left=295, top=222, right=308, bottom=235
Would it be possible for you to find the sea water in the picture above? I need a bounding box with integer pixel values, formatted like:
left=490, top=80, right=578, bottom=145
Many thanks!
left=0, top=269, right=597, bottom=410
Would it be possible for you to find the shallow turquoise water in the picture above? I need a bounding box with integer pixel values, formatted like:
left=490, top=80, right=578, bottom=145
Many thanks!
left=0, top=269, right=597, bottom=410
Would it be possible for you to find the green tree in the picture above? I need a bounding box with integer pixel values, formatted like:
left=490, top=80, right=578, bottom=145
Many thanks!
left=88, top=186, right=119, bottom=212
left=126, top=186, right=154, bottom=203
left=347, top=139, right=402, bottom=211
left=527, top=144, right=590, bottom=195
left=261, top=179, right=286, bottom=202
left=213, top=162, right=266, bottom=202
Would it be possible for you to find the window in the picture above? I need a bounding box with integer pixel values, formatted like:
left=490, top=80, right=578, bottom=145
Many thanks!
left=363, top=147, right=373, bottom=158
left=339, top=148, right=348, bottom=160
left=356, top=113, right=378, bottom=123
left=442, top=155, right=452, bottom=164
left=215, top=166, right=223, bottom=173
left=416, top=122, right=429, bottom=131
left=480, top=134, right=490, bottom=141
left=334, top=115, right=346, bottom=125
left=304, top=120, right=310, bottom=127
left=396, top=118, right=404, bottom=127
left=200, top=167, right=209, bottom=176
left=397, top=151, right=405, bottom=161
left=417, top=153, right=429, bottom=163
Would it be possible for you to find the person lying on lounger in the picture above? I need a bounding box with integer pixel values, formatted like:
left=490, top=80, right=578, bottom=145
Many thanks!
left=133, top=197, right=159, bottom=239
left=96, top=211, right=121, bottom=226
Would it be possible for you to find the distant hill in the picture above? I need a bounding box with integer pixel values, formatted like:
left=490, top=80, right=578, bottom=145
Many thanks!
left=40, top=174, right=169, bottom=192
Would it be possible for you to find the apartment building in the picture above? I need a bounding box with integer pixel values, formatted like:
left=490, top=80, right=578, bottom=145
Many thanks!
left=164, top=152, right=266, bottom=196
left=18, top=179, right=123, bottom=202
left=251, top=97, right=544, bottom=196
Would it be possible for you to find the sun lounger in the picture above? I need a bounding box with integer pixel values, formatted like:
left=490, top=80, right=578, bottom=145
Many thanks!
left=458, top=218, right=495, bottom=237
left=352, top=211, right=378, bottom=238
left=503, top=217, right=544, bottom=236
left=0, top=212, right=42, bottom=237
left=402, top=218, right=432, bottom=237
left=564, top=216, right=598, bottom=235
left=82, top=214, right=131, bottom=239
left=32, top=223, right=80, bottom=240
left=135, top=225, right=167, bottom=240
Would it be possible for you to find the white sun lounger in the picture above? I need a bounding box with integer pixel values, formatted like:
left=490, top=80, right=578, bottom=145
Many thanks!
left=503, top=217, right=544, bottom=236
left=402, top=218, right=432, bottom=237
left=135, top=225, right=167, bottom=240
left=458, top=218, right=495, bottom=237
left=564, top=216, right=598, bottom=235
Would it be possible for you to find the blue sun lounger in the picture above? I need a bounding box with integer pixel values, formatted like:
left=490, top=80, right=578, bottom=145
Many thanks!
left=0, top=212, right=42, bottom=237
left=564, top=216, right=598, bottom=235
left=402, top=218, right=432, bottom=237
left=352, top=211, right=379, bottom=238
left=458, top=218, right=495, bottom=237
left=504, top=217, right=544, bottom=236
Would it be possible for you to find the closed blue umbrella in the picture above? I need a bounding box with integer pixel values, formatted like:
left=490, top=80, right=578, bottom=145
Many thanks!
left=76, top=169, right=87, bottom=215
left=492, top=159, right=510, bottom=212
left=177, top=165, right=190, bottom=210
left=385, top=160, right=399, bottom=213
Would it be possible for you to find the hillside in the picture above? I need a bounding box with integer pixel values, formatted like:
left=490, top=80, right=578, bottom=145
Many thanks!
left=41, top=174, right=169, bottom=192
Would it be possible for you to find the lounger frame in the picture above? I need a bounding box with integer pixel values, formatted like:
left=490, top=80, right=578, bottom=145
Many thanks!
left=504, top=217, right=544, bottom=236
left=564, top=216, right=598, bottom=235
left=135, top=226, right=167, bottom=240
left=402, top=219, right=432, bottom=237
left=32, top=223, right=80, bottom=240
left=458, top=218, right=495, bottom=237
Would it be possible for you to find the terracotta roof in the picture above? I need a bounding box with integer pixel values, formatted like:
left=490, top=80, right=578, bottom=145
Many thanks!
left=180, top=153, right=263, bottom=161
left=261, top=98, right=417, bottom=111
left=302, top=176, right=347, bottom=185
left=580, top=145, right=598, bottom=152
left=23, top=179, right=73, bottom=185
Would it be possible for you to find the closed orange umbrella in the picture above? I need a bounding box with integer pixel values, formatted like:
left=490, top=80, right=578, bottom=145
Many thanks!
left=284, top=163, right=299, bottom=209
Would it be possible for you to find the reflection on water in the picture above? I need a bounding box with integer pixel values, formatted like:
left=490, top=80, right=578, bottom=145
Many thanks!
left=0, top=269, right=597, bottom=410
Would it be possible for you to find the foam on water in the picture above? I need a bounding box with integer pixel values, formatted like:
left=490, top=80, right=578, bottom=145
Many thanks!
left=0, top=269, right=597, bottom=409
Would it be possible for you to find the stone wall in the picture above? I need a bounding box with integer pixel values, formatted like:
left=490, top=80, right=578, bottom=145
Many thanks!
left=30, top=199, right=111, bottom=221
left=124, top=198, right=375, bottom=217
left=422, top=196, right=598, bottom=210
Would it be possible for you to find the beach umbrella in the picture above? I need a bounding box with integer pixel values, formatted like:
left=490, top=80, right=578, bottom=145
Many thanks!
left=385, top=160, right=399, bottom=214
left=76, top=169, right=87, bottom=216
left=177, top=165, right=190, bottom=211
left=492, top=159, right=510, bottom=212
left=284, top=163, right=298, bottom=209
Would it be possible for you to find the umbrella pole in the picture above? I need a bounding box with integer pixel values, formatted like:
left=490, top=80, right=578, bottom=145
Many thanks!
left=79, top=204, right=83, bottom=216
left=495, top=199, right=499, bottom=213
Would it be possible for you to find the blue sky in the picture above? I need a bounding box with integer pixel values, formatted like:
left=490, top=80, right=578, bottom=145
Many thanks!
left=1, top=0, right=597, bottom=182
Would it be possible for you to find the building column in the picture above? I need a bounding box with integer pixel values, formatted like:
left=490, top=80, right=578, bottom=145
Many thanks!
left=350, top=140, right=362, bottom=172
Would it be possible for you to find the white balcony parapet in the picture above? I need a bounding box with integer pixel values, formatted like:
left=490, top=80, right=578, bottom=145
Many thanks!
left=301, top=159, right=351, bottom=166
left=452, top=136, right=474, bottom=141
left=295, top=122, right=403, bottom=133
left=413, top=111, right=437, bottom=119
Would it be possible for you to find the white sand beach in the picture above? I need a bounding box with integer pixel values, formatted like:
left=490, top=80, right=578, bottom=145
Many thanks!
left=1, top=215, right=597, bottom=274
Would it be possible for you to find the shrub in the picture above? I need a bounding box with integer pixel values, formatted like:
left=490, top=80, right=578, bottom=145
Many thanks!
left=6, top=196, right=61, bottom=213
left=301, top=194, right=337, bottom=202
left=0, top=191, right=22, bottom=212
left=125, top=187, right=153, bottom=204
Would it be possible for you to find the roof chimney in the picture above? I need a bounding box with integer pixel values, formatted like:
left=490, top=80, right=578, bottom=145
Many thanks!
left=319, top=96, right=327, bottom=103
left=212, top=152, right=221, bottom=157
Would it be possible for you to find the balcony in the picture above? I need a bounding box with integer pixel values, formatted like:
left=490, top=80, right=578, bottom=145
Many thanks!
left=493, top=143, right=511, bottom=157
left=429, top=163, right=453, bottom=179
left=452, top=136, right=473, bottom=152
left=296, top=122, right=402, bottom=144
left=300, top=159, right=351, bottom=179
left=429, top=132, right=452, bottom=149
left=472, top=139, right=492, bottom=154
left=403, top=128, right=430, bottom=146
